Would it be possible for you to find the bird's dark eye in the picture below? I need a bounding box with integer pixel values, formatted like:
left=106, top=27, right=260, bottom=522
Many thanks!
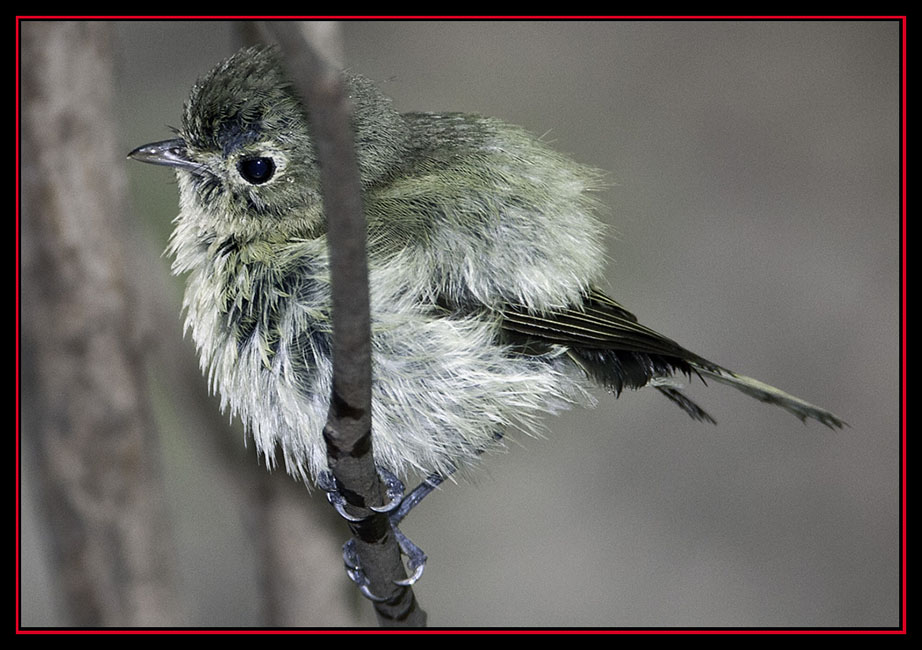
left=237, top=157, right=276, bottom=185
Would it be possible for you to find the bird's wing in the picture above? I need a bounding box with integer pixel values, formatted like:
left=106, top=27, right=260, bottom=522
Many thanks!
left=501, top=287, right=710, bottom=363
left=499, top=288, right=846, bottom=429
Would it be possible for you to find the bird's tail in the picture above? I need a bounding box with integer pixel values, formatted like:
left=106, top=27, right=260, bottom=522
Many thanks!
left=692, top=364, right=847, bottom=430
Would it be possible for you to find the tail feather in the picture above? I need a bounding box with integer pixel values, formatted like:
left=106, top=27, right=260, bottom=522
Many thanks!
left=654, top=385, right=718, bottom=425
left=694, top=364, right=847, bottom=430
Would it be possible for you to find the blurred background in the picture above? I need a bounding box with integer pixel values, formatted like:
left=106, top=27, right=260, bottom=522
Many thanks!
left=20, top=19, right=900, bottom=628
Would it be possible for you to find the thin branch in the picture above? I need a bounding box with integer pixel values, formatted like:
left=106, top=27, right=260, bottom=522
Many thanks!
left=261, top=21, right=427, bottom=627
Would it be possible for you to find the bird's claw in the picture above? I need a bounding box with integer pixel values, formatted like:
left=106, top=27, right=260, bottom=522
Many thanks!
left=323, top=467, right=430, bottom=600
left=342, top=538, right=390, bottom=602
left=369, top=466, right=405, bottom=514
left=341, top=518, right=427, bottom=600
left=391, top=525, right=427, bottom=586
left=318, top=466, right=405, bottom=520
left=317, top=470, right=365, bottom=522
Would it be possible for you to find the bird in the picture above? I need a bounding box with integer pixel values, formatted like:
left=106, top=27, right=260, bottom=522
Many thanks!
left=129, top=45, right=845, bottom=493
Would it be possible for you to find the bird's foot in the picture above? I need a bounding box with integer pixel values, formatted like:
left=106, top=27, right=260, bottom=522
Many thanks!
left=320, top=467, right=438, bottom=600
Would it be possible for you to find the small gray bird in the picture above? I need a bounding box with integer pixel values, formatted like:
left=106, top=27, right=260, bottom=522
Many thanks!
left=129, top=46, right=844, bottom=489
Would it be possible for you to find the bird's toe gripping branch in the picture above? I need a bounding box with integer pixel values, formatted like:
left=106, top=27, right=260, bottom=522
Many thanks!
left=320, top=467, right=439, bottom=601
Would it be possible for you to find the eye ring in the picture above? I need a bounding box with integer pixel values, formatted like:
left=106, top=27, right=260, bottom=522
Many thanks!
left=237, top=156, right=276, bottom=185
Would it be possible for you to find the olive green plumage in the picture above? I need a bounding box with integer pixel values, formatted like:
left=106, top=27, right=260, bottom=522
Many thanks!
left=131, top=47, right=844, bottom=484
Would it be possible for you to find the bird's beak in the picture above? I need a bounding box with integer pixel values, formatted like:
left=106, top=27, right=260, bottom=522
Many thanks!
left=127, top=138, right=202, bottom=173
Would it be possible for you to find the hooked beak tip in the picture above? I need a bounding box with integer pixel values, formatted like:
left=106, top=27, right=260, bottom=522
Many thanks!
left=127, top=138, right=199, bottom=172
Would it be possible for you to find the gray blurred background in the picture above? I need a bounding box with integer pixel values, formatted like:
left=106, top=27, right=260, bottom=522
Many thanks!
left=21, top=20, right=899, bottom=627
